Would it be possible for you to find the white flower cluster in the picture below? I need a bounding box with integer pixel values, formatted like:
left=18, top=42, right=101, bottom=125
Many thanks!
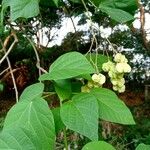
left=81, top=73, right=106, bottom=93
left=102, top=53, right=131, bottom=93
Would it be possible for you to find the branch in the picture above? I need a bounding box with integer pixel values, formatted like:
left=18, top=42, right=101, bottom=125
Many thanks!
left=0, top=38, right=19, bottom=102
left=0, top=67, right=9, bottom=76
left=138, top=0, right=150, bottom=50
left=1, top=68, right=20, bottom=81
left=0, top=32, right=18, bottom=64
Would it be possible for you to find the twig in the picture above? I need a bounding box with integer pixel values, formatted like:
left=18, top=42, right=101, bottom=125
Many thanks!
left=26, top=37, right=48, bottom=76
left=1, top=68, right=20, bottom=81
left=81, top=0, right=99, bottom=73
left=0, top=37, right=19, bottom=102
left=6, top=56, right=19, bottom=102
left=61, top=0, right=77, bottom=33
left=0, top=32, right=18, bottom=65
left=0, top=67, right=9, bottom=76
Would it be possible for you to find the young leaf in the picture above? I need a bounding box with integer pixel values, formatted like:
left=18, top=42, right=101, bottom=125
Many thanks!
left=93, top=0, right=137, bottom=23
left=82, top=141, right=116, bottom=150
left=136, top=143, right=150, bottom=150
left=19, top=83, right=44, bottom=101
left=91, top=88, right=135, bottom=125
left=48, top=52, right=95, bottom=80
left=52, top=107, right=65, bottom=134
left=54, top=79, right=72, bottom=101
left=3, top=98, right=55, bottom=150
left=99, top=6, right=134, bottom=23
left=2, top=0, right=40, bottom=21
left=0, top=127, right=41, bottom=150
left=60, top=93, right=99, bottom=141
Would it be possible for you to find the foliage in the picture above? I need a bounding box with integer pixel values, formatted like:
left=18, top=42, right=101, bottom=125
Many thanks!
left=82, top=141, right=116, bottom=150
left=0, top=52, right=135, bottom=149
left=0, top=83, right=55, bottom=149
left=1, top=0, right=39, bottom=21
left=0, top=0, right=148, bottom=149
left=39, top=52, right=95, bottom=80
left=136, top=143, right=150, bottom=150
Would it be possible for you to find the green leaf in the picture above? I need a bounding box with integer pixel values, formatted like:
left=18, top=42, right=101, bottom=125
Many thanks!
left=136, top=143, right=150, bottom=150
left=60, top=93, right=99, bottom=141
left=99, top=6, right=134, bottom=23
left=70, top=0, right=81, bottom=3
left=112, top=0, right=137, bottom=14
left=91, top=88, right=135, bottom=125
left=2, top=0, right=40, bottom=21
left=3, top=98, right=55, bottom=150
left=39, top=73, right=50, bottom=81
left=0, top=127, right=41, bottom=150
left=71, top=81, right=82, bottom=93
left=114, top=0, right=136, bottom=8
left=54, top=80, right=72, bottom=101
left=92, top=0, right=137, bottom=9
left=86, top=54, right=109, bottom=71
left=82, top=141, right=116, bottom=150
left=52, top=107, right=65, bottom=134
left=19, top=83, right=44, bottom=101
left=52, top=0, right=59, bottom=6
left=93, top=0, right=137, bottom=23
left=47, top=52, right=95, bottom=80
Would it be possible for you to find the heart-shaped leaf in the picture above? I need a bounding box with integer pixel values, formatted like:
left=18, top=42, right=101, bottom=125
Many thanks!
left=91, top=88, right=135, bottom=125
left=136, top=143, right=150, bottom=150
left=19, top=83, right=44, bottom=101
left=2, top=0, right=40, bottom=21
left=39, top=52, right=95, bottom=81
left=0, top=127, right=41, bottom=150
left=60, top=93, right=99, bottom=141
left=3, top=98, right=55, bottom=150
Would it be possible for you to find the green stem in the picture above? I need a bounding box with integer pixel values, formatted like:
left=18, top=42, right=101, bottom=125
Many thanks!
left=60, top=101, right=68, bottom=150
left=63, top=128, right=68, bottom=150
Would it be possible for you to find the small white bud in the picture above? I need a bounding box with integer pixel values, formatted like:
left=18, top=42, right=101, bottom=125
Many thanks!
left=118, top=85, right=125, bottom=93
left=92, top=73, right=106, bottom=85
left=123, top=63, right=131, bottom=73
left=98, top=74, right=106, bottom=85
left=117, top=78, right=125, bottom=87
left=108, top=70, right=117, bottom=78
left=102, top=61, right=115, bottom=72
left=92, top=74, right=101, bottom=83
left=116, top=63, right=131, bottom=73
left=114, top=53, right=128, bottom=63
left=115, top=63, right=124, bottom=73
left=113, top=85, right=118, bottom=91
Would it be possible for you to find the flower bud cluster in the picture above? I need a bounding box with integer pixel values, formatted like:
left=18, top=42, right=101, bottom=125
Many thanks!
left=102, top=53, right=131, bottom=93
left=81, top=73, right=106, bottom=93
